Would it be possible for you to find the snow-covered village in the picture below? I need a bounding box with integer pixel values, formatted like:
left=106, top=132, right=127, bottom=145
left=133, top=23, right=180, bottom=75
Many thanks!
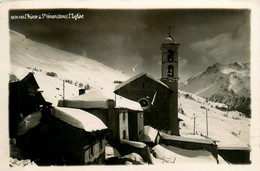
left=7, top=9, right=252, bottom=167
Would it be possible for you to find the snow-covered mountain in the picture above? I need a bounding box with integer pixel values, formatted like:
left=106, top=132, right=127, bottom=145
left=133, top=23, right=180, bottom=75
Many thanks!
left=179, top=63, right=251, bottom=117
left=10, top=30, right=128, bottom=105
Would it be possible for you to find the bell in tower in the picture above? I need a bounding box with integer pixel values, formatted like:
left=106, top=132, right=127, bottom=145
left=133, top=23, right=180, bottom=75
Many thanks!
left=160, top=27, right=180, bottom=135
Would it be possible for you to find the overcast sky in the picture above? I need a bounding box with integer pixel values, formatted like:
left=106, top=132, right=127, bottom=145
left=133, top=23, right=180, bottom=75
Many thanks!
left=9, top=9, right=250, bottom=81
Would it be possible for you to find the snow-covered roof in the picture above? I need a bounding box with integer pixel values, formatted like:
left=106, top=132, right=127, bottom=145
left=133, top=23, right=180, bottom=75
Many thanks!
left=59, top=89, right=110, bottom=109
left=17, top=111, right=42, bottom=136
left=9, top=67, right=30, bottom=82
left=217, top=146, right=250, bottom=151
left=115, top=94, right=143, bottom=111
left=105, top=144, right=121, bottom=159
left=153, top=144, right=217, bottom=163
left=114, top=72, right=169, bottom=92
left=142, top=125, right=159, bottom=143
left=53, top=106, right=108, bottom=132
left=160, top=132, right=215, bottom=145
left=162, top=36, right=180, bottom=45
left=59, top=89, right=143, bottom=111
left=120, top=139, right=147, bottom=148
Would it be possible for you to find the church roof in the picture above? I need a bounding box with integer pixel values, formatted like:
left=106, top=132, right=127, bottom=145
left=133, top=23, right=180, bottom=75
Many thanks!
left=114, top=72, right=169, bottom=92
left=162, top=36, right=180, bottom=45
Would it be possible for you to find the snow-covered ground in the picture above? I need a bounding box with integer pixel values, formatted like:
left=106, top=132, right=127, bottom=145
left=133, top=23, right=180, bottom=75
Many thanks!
left=178, top=90, right=250, bottom=148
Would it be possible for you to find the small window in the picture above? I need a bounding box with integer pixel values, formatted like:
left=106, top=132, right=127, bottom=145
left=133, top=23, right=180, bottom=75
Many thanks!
left=139, top=129, right=142, bottom=135
left=142, top=83, right=145, bottom=88
left=123, top=112, right=126, bottom=121
left=89, top=139, right=94, bottom=157
left=90, top=146, right=94, bottom=157
left=99, top=139, right=103, bottom=151
left=123, top=130, right=127, bottom=139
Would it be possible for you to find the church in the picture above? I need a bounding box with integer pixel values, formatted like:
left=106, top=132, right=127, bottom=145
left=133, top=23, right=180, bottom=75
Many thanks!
left=114, top=31, right=180, bottom=135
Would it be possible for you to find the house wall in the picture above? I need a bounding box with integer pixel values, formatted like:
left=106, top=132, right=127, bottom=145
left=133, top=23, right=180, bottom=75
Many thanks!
left=83, top=138, right=106, bottom=164
left=137, top=112, right=144, bottom=140
left=118, top=109, right=129, bottom=140
left=217, top=149, right=250, bottom=164
left=128, top=111, right=144, bottom=141
left=46, top=116, right=107, bottom=165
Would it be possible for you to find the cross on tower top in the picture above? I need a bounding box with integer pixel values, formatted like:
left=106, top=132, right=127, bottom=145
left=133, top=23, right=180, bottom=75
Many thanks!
left=168, top=26, right=172, bottom=37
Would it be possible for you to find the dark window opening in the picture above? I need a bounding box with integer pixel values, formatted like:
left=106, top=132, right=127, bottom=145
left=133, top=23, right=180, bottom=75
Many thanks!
left=139, top=129, right=143, bottom=135
left=99, top=139, right=103, bottom=151
left=167, top=65, right=174, bottom=77
left=142, top=83, right=145, bottom=88
left=123, top=112, right=126, bottom=121
left=90, top=144, right=94, bottom=157
left=123, top=130, right=127, bottom=139
left=167, top=50, right=174, bottom=62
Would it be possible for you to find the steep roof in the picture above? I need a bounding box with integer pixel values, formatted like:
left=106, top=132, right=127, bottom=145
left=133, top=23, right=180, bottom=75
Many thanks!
left=53, top=106, right=108, bottom=132
left=114, top=72, right=169, bottom=92
left=21, top=72, right=40, bottom=88
left=9, top=71, right=39, bottom=88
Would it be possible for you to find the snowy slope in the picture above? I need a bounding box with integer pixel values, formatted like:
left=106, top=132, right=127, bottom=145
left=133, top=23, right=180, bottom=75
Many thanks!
left=179, top=63, right=251, bottom=117
left=178, top=90, right=250, bottom=148
left=10, top=30, right=128, bottom=97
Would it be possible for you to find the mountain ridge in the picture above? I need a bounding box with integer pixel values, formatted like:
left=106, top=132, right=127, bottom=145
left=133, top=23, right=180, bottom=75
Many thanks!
left=179, top=62, right=251, bottom=117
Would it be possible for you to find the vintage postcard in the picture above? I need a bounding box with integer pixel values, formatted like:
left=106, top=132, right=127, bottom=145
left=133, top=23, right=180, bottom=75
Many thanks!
left=1, top=0, right=259, bottom=170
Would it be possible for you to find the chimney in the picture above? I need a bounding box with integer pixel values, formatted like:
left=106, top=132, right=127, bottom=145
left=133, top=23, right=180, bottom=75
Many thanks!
left=79, top=88, right=85, bottom=95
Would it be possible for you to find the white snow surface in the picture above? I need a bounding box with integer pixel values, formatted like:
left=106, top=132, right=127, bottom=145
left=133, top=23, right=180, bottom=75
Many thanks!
left=120, top=139, right=147, bottom=148
left=160, top=132, right=215, bottom=145
left=53, top=106, right=107, bottom=132
left=58, top=89, right=143, bottom=111
left=17, top=111, right=42, bottom=136
left=58, top=89, right=109, bottom=109
left=179, top=90, right=250, bottom=148
left=142, top=125, right=159, bottom=143
left=115, top=94, right=143, bottom=111
left=153, top=144, right=217, bottom=163
left=105, top=144, right=121, bottom=159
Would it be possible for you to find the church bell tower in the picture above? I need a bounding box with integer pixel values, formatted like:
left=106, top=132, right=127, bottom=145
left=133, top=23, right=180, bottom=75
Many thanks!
left=161, top=28, right=180, bottom=135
